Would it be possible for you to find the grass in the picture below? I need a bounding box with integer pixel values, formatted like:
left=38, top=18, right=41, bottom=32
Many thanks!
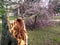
left=0, top=23, right=2, bottom=31
left=0, top=23, right=2, bottom=45
left=0, top=16, right=18, bottom=20
left=0, top=23, right=60, bottom=45
left=9, top=16, right=18, bottom=20
left=54, top=16, right=60, bottom=19
left=52, top=36, right=60, bottom=43
left=28, top=25, right=60, bottom=45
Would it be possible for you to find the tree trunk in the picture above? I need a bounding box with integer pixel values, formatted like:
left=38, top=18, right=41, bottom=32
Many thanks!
left=34, top=15, right=37, bottom=28
left=1, top=15, right=18, bottom=45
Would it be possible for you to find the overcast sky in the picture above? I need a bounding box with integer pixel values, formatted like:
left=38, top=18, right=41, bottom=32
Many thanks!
left=11, top=0, right=24, bottom=3
left=11, top=0, right=19, bottom=2
left=40, top=0, right=49, bottom=8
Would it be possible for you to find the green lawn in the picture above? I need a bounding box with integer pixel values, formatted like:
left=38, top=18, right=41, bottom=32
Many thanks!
left=0, top=23, right=2, bottom=45
left=0, top=23, right=2, bottom=31
left=54, top=16, right=60, bottom=19
left=9, top=16, right=18, bottom=20
left=0, top=16, right=18, bottom=20
left=0, top=24, right=60, bottom=45
left=28, top=25, right=60, bottom=45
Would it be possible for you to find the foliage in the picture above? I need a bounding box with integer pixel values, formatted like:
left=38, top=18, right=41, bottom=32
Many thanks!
left=52, top=36, right=60, bottom=43
left=22, top=1, right=57, bottom=29
left=17, top=0, right=60, bottom=29
left=54, top=5, right=60, bottom=13
left=0, top=0, right=5, bottom=19
left=9, top=16, right=18, bottom=20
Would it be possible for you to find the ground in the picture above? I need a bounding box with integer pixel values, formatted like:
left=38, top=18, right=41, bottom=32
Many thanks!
left=54, top=16, right=60, bottom=19
left=0, top=16, right=60, bottom=45
left=0, top=23, right=60, bottom=45
left=28, top=25, right=60, bottom=45
left=0, top=23, right=2, bottom=45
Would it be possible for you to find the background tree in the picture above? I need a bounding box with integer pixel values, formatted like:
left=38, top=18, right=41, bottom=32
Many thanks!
left=16, top=0, right=60, bottom=29
left=0, top=0, right=5, bottom=18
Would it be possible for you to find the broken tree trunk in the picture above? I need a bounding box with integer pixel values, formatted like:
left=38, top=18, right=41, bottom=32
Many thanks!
left=1, top=15, right=18, bottom=45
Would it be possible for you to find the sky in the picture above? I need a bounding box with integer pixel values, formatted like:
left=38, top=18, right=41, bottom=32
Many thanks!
left=11, top=0, right=19, bottom=2
left=11, top=0, right=24, bottom=3
left=40, top=0, right=49, bottom=8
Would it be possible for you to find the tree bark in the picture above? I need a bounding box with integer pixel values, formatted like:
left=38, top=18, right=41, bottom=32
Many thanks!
left=34, top=15, right=37, bottom=28
left=1, top=15, right=18, bottom=45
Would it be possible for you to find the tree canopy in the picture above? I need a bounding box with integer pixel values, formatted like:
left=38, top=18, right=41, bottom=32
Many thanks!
left=0, top=0, right=5, bottom=18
